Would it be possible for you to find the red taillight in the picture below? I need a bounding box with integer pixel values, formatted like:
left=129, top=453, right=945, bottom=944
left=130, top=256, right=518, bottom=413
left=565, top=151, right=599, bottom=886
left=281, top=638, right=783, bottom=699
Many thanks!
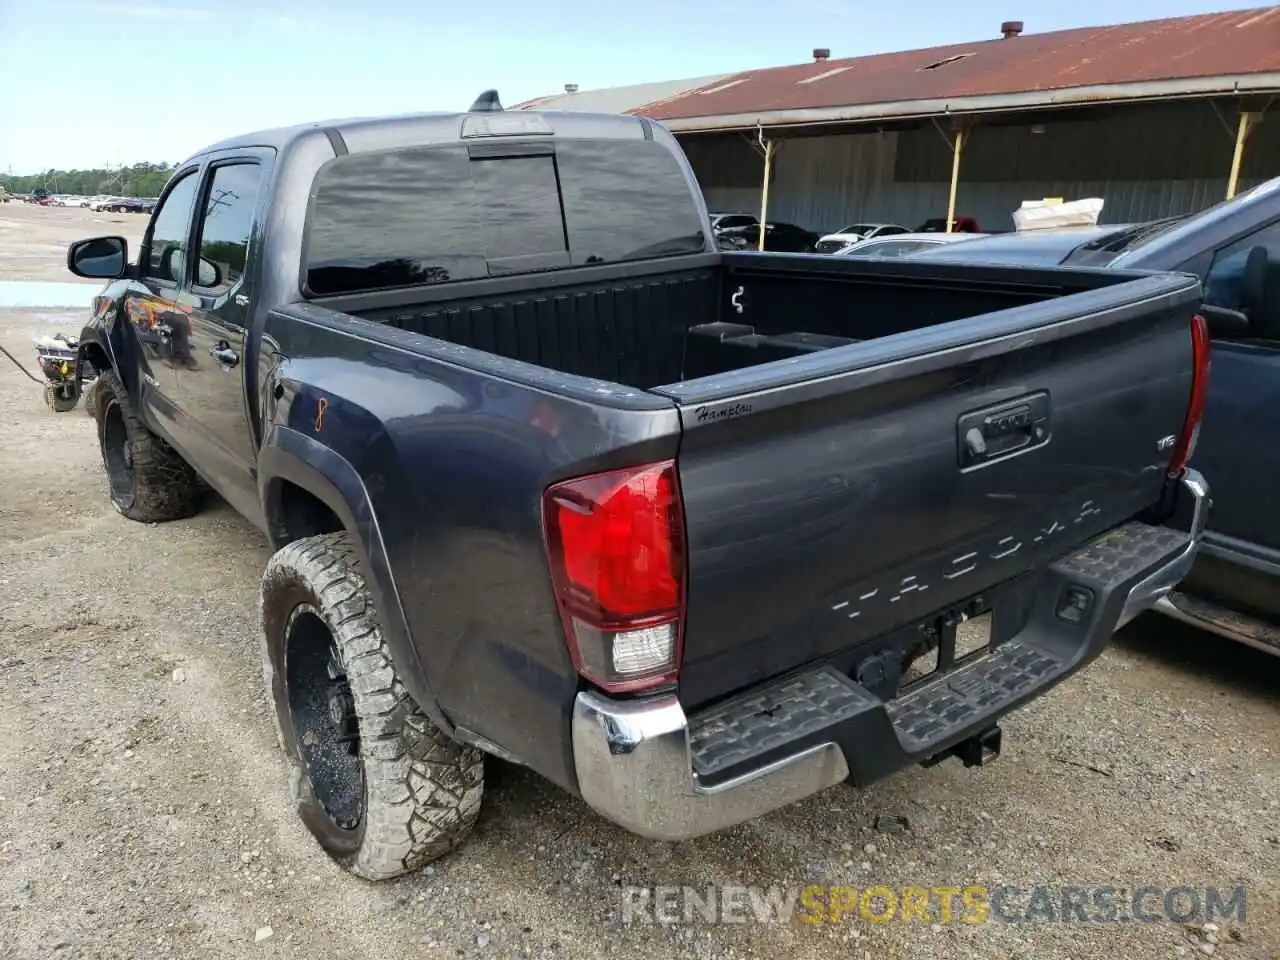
left=543, top=460, right=686, bottom=693
left=1167, top=313, right=1212, bottom=476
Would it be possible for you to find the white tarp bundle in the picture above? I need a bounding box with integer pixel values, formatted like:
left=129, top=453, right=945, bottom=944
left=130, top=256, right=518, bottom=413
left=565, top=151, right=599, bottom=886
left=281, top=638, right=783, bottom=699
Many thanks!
left=1012, top=197, right=1105, bottom=231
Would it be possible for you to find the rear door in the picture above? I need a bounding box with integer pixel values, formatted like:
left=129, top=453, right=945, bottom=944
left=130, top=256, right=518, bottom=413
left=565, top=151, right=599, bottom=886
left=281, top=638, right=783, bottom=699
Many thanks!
left=655, top=266, right=1203, bottom=709
left=172, top=157, right=267, bottom=523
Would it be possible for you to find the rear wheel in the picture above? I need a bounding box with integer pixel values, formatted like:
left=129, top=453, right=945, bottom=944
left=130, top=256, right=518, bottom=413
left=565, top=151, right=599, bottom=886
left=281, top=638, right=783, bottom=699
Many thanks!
left=261, top=533, right=484, bottom=880
left=93, top=369, right=200, bottom=522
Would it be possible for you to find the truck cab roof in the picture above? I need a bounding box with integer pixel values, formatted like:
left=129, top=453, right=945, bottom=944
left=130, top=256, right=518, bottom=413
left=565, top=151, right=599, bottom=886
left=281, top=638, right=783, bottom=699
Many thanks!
left=190, top=108, right=661, bottom=162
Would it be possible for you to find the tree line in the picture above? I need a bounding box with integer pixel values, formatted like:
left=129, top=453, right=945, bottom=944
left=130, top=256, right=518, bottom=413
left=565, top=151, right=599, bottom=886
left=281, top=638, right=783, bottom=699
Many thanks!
left=1, top=162, right=176, bottom=198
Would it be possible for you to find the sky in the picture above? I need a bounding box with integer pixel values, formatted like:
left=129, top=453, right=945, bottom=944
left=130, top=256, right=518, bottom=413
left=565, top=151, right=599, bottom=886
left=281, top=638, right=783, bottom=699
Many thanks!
left=0, top=0, right=1258, bottom=174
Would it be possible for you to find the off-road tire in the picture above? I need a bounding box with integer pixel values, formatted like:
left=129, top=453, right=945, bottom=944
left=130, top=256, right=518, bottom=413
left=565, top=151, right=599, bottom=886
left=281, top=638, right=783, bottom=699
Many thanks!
left=92, top=369, right=200, bottom=522
left=261, top=533, right=484, bottom=881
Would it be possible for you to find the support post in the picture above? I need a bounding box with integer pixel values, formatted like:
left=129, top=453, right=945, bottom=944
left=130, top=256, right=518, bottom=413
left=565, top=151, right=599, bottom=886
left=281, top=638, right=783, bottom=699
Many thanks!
left=1226, top=111, right=1260, bottom=200
left=758, top=136, right=775, bottom=251
left=946, top=128, right=965, bottom=233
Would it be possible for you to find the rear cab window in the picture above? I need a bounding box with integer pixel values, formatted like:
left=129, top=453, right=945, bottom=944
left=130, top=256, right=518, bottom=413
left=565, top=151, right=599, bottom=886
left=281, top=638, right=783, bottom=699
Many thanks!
left=304, top=138, right=708, bottom=296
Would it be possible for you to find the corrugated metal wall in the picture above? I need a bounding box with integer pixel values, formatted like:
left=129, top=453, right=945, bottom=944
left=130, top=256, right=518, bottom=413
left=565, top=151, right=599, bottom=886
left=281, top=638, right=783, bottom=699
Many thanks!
left=679, top=99, right=1279, bottom=235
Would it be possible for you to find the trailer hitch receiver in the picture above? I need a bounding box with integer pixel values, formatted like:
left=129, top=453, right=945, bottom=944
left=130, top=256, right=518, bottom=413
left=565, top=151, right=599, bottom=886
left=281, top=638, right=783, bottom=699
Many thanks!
left=921, top=725, right=1002, bottom=769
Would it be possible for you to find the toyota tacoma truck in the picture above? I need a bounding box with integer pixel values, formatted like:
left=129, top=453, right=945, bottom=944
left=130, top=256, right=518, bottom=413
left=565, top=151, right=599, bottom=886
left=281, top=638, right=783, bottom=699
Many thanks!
left=66, top=92, right=1210, bottom=881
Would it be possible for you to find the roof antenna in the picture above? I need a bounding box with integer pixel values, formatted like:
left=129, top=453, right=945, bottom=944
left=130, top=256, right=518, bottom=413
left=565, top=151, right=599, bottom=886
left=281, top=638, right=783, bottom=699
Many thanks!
left=469, top=90, right=504, bottom=113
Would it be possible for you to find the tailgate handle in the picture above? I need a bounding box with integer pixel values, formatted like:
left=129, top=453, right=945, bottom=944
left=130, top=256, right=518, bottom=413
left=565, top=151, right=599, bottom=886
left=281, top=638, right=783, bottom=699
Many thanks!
left=958, top=392, right=1051, bottom=469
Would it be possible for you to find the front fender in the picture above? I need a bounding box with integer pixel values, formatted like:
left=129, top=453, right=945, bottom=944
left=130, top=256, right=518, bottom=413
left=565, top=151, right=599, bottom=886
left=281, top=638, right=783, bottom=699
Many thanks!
left=76, top=316, right=120, bottom=380
left=257, top=424, right=452, bottom=736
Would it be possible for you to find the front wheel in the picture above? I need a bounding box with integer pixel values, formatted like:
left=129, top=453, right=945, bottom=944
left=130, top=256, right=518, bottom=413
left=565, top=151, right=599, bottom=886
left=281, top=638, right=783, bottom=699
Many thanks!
left=261, top=533, right=484, bottom=880
left=92, top=369, right=200, bottom=522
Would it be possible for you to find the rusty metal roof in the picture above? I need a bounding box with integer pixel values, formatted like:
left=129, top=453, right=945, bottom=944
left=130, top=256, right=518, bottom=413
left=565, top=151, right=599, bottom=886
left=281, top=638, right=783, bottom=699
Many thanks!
left=512, top=74, right=731, bottom=113
left=630, top=7, right=1280, bottom=126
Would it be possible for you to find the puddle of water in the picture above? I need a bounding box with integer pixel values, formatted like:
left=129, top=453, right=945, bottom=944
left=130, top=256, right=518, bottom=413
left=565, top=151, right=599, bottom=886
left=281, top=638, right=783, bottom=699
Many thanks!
left=0, top=280, right=103, bottom=308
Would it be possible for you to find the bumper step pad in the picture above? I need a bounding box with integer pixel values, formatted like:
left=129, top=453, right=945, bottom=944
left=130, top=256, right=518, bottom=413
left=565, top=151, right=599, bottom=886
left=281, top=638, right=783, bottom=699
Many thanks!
left=686, top=520, right=1192, bottom=781
left=1051, top=521, right=1189, bottom=588
left=689, top=668, right=873, bottom=778
left=885, top=639, right=1060, bottom=752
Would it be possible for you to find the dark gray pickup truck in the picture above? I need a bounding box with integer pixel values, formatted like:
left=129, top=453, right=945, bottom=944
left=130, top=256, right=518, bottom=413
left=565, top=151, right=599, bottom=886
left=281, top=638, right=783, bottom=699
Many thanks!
left=66, top=94, right=1209, bottom=881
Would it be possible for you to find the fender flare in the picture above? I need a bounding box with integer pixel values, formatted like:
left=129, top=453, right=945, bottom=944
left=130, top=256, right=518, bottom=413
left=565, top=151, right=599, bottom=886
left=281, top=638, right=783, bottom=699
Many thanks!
left=75, top=325, right=120, bottom=379
left=257, top=425, right=453, bottom=736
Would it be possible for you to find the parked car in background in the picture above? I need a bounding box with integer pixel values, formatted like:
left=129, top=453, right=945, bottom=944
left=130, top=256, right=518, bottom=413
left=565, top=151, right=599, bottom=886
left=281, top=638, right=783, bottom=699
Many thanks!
left=915, top=180, right=1280, bottom=658
left=917, top=216, right=981, bottom=233
left=710, top=213, right=762, bottom=250
left=909, top=219, right=1186, bottom=268
left=709, top=212, right=759, bottom=232
left=717, top=220, right=819, bottom=252
left=835, top=231, right=986, bottom=259
left=814, top=222, right=910, bottom=253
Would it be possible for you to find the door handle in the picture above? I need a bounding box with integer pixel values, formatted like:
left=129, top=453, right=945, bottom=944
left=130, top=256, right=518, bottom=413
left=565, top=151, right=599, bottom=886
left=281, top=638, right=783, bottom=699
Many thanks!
left=210, top=342, right=239, bottom=367
left=957, top=392, right=1051, bottom=469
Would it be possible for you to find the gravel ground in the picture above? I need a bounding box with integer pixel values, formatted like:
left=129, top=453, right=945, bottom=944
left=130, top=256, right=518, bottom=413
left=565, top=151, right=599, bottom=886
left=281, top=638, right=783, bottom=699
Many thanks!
left=1, top=204, right=1278, bottom=960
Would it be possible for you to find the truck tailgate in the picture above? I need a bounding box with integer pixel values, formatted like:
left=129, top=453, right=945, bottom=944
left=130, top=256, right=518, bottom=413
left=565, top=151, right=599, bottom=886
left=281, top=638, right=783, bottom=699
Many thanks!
left=654, top=272, right=1202, bottom=710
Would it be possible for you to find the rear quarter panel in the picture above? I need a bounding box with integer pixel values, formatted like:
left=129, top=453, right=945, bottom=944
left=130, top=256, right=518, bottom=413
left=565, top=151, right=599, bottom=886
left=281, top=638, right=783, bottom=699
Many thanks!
left=258, top=303, right=681, bottom=790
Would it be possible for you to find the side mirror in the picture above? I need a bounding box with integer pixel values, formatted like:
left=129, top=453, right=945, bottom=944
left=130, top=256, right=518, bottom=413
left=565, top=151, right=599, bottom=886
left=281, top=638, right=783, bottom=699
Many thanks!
left=157, top=243, right=185, bottom=284
left=1240, top=246, right=1269, bottom=318
left=197, top=257, right=222, bottom=288
left=67, top=235, right=129, bottom=279
left=1239, top=244, right=1280, bottom=338
left=1199, top=304, right=1251, bottom=339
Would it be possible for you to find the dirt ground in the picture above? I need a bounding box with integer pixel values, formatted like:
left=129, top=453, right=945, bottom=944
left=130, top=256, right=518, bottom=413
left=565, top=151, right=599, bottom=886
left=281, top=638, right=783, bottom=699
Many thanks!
left=1, top=203, right=1277, bottom=960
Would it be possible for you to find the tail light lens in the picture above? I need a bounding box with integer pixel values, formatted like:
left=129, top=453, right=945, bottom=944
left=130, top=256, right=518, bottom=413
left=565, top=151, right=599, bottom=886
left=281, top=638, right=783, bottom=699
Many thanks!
left=543, top=460, right=686, bottom=693
left=1167, top=312, right=1212, bottom=476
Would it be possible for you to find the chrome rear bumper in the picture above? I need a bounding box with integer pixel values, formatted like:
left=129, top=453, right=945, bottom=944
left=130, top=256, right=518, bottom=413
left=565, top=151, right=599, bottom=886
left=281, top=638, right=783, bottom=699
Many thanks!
left=570, top=691, right=849, bottom=841
left=1116, top=469, right=1209, bottom=628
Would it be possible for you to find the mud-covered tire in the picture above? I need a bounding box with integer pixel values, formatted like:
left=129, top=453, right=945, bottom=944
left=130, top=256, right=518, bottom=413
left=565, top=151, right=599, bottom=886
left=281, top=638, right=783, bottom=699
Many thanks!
left=261, top=532, right=484, bottom=881
left=92, top=369, right=200, bottom=522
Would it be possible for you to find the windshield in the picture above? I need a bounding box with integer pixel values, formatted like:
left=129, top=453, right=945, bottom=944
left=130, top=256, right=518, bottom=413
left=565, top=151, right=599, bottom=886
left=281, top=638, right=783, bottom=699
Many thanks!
left=1072, top=217, right=1186, bottom=260
left=1111, top=175, right=1280, bottom=269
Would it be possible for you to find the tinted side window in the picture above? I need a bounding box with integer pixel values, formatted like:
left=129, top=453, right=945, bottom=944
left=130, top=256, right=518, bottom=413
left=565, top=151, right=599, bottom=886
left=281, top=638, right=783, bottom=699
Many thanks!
left=143, top=172, right=201, bottom=284
left=194, top=163, right=263, bottom=296
left=1204, top=220, right=1280, bottom=336
left=557, top=140, right=706, bottom=265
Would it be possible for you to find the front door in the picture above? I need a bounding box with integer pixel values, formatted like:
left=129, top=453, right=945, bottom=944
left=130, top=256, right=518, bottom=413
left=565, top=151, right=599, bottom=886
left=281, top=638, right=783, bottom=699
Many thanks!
left=173, top=160, right=266, bottom=524
left=124, top=168, right=203, bottom=442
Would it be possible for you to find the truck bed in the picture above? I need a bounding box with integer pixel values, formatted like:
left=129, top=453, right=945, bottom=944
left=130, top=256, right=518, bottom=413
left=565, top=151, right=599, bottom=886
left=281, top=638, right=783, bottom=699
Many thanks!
left=325, top=252, right=1140, bottom=390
